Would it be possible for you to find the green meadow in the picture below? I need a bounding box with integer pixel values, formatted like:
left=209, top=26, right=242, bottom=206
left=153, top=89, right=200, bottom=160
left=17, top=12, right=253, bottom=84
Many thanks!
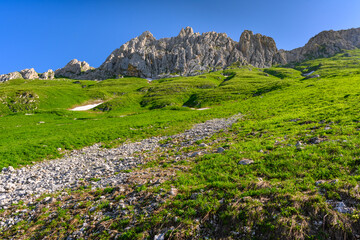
left=1, top=49, right=360, bottom=238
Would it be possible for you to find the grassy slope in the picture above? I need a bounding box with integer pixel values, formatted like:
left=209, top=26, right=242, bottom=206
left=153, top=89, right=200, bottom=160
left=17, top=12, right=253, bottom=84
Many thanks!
left=0, top=65, right=292, bottom=169
left=1, top=49, right=360, bottom=239
left=106, top=50, right=360, bottom=239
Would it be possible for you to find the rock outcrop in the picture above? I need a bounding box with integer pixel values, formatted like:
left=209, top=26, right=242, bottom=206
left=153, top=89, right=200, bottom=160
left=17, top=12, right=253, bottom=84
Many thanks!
left=39, top=69, right=55, bottom=80
left=19, top=68, right=39, bottom=79
left=80, top=27, right=248, bottom=79
left=237, top=30, right=282, bottom=67
left=54, top=59, right=94, bottom=79
left=0, top=68, right=55, bottom=82
left=284, top=28, right=360, bottom=63
left=0, top=72, right=23, bottom=82
left=1, top=27, right=359, bottom=82
left=76, top=27, right=359, bottom=80
left=78, top=27, right=280, bottom=79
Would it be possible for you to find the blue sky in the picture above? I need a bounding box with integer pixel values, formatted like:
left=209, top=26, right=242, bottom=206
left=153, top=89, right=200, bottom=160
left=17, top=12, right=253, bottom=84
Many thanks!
left=0, top=0, right=359, bottom=74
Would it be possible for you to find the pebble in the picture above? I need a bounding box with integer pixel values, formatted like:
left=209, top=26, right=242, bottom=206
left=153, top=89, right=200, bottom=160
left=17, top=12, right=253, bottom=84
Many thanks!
left=238, top=159, right=254, bottom=165
left=0, top=114, right=242, bottom=208
left=217, top=147, right=225, bottom=153
left=169, top=187, right=178, bottom=196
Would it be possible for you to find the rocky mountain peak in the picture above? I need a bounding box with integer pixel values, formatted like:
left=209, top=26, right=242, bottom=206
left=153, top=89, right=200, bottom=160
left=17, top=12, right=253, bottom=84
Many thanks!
left=238, top=30, right=278, bottom=68
left=284, top=27, right=360, bottom=63
left=139, top=31, right=155, bottom=41
left=1, top=26, right=359, bottom=83
left=178, top=26, right=194, bottom=38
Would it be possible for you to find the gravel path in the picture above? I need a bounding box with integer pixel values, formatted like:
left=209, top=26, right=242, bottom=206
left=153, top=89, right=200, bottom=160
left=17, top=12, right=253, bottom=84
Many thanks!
left=0, top=114, right=241, bottom=208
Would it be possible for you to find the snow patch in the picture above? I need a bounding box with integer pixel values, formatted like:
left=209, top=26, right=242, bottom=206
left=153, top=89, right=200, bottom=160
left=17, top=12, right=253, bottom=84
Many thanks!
left=70, top=102, right=103, bottom=111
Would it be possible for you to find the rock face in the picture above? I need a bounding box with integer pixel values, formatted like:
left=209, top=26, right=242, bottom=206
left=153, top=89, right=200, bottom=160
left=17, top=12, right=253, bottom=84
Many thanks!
left=54, top=59, right=94, bottom=79
left=19, top=68, right=39, bottom=79
left=0, top=72, right=23, bottom=82
left=1, top=27, right=359, bottom=82
left=0, top=68, right=55, bottom=83
left=79, top=27, right=280, bottom=79
left=284, top=28, right=360, bottom=63
left=237, top=30, right=281, bottom=67
left=39, top=69, right=55, bottom=80
left=76, top=27, right=359, bottom=80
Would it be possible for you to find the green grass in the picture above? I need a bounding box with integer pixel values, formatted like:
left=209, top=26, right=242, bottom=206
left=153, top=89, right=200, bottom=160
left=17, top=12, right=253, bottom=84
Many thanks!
left=1, top=49, right=360, bottom=239
left=138, top=49, right=360, bottom=239
left=0, top=64, right=298, bottom=169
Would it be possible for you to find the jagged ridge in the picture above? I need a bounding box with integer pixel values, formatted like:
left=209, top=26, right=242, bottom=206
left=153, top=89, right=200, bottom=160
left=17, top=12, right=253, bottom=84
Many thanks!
left=1, top=27, right=359, bottom=81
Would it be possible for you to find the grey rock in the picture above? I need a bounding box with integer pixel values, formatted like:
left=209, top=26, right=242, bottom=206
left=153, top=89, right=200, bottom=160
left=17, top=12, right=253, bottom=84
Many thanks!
left=55, top=59, right=94, bottom=79
left=0, top=113, right=242, bottom=208
left=284, top=28, right=360, bottom=64
left=42, top=197, right=54, bottom=204
left=238, top=30, right=281, bottom=68
left=0, top=71, right=23, bottom=82
left=333, top=201, right=354, bottom=214
left=69, top=27, right=360, bottom=80
left=71, top=27, right=281, bottom=80
left=309, top=137, right=321, bottom=144
left=315, top=180, right=326, bottom=186
left=20, top=68, right=39, bottom=79
left=190, top=151, right=202, bottom=157
left=169, top=187, right=178, bottom=196
left=2, top=27, right=359, bottom=82
left=238, top=159, right=254, bottom=165
left=154, top=232, right=165, bottom=240
left=39, top=69, right=55, bottom=80
left=217, top=147, right=225, bottom=153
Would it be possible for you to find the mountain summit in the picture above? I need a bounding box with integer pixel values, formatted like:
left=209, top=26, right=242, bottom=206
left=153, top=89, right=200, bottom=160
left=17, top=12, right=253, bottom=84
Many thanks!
left=55, top=27, right=282, bottom=80
left=54, top=26, right=359, bottom=80
left=1, top=27, right=359, bottom=81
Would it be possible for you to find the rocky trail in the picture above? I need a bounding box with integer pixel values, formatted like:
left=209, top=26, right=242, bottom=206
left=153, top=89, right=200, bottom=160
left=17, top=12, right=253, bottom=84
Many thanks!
left=0, top=114, right=241, bottom=235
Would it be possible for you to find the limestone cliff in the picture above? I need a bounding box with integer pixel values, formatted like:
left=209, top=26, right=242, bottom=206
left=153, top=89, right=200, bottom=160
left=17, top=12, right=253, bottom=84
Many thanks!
left=75, top=27, right=281, bottom=79
left=1, top=27, right=359, bottom=82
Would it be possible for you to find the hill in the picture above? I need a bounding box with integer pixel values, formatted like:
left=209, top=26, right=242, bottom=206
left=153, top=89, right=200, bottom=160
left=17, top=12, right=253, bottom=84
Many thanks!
left=0, top=49, right=360, bottom=239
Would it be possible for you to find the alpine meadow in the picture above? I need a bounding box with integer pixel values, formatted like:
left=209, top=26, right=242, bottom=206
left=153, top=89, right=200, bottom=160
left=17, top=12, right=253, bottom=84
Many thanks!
left=0, top=23, right=360, bottom=239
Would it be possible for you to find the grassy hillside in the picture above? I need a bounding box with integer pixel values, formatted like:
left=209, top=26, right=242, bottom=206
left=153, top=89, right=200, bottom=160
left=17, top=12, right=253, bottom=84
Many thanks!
left=0, top=64, right=297, bottom=169
left=1, top=49, right=360, bottom=239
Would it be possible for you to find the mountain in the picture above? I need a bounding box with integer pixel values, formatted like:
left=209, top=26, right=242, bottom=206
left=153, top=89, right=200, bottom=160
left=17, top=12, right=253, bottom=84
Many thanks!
left=1, top=27, right=359, bottom=81
left=49, top=26, right=360, bottom=79
left=283, top=28, right=360, bottom=63
left=58, top=27, right=283, bottom=80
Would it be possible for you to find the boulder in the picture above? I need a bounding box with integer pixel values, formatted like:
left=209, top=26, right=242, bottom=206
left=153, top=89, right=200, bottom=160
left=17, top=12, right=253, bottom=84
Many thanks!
left=238, top=159, right=254, bottom=165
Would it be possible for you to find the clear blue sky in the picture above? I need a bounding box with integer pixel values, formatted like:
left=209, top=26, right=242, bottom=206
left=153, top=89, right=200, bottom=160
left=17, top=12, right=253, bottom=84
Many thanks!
left=1, top=0, right=359, bottom=74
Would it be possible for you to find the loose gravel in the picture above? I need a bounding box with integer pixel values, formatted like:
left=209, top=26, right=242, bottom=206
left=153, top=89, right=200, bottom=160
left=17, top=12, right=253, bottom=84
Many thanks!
left=0, top=114, right=241, bottom=208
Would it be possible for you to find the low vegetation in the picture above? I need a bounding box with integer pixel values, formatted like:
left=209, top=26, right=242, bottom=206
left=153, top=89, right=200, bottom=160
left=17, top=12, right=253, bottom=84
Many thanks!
left=1, top=49, right=360, bottom=239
